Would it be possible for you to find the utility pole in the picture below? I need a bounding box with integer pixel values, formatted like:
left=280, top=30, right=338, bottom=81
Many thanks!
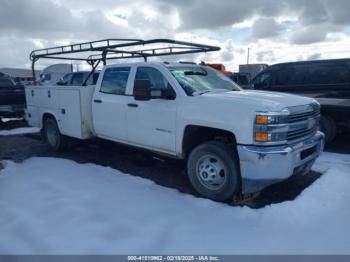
left=247, top=47, right=250, bottom=64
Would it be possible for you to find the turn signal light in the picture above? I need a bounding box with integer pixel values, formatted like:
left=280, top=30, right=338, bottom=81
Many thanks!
left=255, top=132, right=269, bottom=142
left=255, top=115, right=269, bottom=125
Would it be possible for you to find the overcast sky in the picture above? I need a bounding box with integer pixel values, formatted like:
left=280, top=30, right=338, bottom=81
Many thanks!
left=1, top=0, right=350, bottom=71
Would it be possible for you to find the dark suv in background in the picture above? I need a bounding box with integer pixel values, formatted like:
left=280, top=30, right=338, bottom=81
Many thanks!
left=0, top=74, right=25, bottom=123
left=251, top=58, right=350, bottom=143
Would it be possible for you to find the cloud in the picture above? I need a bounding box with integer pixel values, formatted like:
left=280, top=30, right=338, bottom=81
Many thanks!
left=307, top=53, right=322, bottom=60
left=290, top=23, right=341, bottom=45
left=1, top=0, right=350, bottom=69
left=251, top=18, right=284, bottom=39
left=255, top=50, right=276, bottom=63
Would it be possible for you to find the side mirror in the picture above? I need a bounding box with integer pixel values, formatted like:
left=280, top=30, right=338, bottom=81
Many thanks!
left=133, top=79, right=151, bottom=101
left=56, top=79, right=68, bottom=86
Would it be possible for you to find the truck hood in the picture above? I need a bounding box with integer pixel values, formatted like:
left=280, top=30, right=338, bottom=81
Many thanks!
left=201, top=90, right=316, bottom=111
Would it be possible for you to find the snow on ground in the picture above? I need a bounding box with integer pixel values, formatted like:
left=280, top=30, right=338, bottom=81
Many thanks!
left=0, top=127, right=40, bottom=136
left=1, top=118, right=23, bottom=123
left=0, top=152, right=349, bottom=254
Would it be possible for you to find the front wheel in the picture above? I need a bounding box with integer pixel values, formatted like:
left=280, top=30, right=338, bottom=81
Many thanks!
left=320, top=115, right=336, bottom=144
left=43, top=118, right=69, bottom=151
left=187, top=141, right=240, bottom=201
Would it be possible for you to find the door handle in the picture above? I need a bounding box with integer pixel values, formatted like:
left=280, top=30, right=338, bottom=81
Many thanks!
left=93, top=99, right=102, bottom=103
left=127, top=103, right=138, bottom=108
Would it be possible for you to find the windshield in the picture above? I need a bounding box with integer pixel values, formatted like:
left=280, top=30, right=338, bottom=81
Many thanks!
left=168, top=66, right=241, bottom=95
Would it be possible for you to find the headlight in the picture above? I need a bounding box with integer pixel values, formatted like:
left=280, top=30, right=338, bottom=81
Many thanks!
left=255, top=109, right=289, bottom=125
left=254, top=109, right=289, bottom=143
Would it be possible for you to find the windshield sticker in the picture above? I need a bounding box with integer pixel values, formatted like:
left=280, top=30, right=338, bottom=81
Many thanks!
left=172, top=70, right=185, bottom=78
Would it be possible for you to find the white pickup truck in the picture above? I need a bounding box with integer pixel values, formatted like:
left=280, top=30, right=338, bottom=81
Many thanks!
left=25, top=39, right=324, bottom=201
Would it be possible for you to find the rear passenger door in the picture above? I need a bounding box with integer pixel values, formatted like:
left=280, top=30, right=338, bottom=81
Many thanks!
left=92, top=66, right=132, bottom=142
left=300, top=62, right=338, bottom=98
left=306, top=62, right=350, bottom=99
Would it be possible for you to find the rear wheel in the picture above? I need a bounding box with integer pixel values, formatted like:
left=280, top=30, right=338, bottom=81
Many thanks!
left=320, top=115, right=336, bottom=144
left=187, top=141, right=240, bottom=201
left=43, top=117, right=69, bottom=151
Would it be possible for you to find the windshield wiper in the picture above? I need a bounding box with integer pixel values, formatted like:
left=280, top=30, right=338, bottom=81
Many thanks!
left=184, top=71, right=207, bottom=76
left=192, top=89, right=231, bottom=96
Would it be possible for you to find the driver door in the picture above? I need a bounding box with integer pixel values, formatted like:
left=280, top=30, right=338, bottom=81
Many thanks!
left=126, top=66, right=179, bottom=155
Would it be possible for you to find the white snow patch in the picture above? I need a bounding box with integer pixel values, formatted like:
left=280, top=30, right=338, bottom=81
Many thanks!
left=0, top=153, right=349, bottom=254
left=1, top=118, right=23, bottom=123
left=0, top=127, right=40, bottom=136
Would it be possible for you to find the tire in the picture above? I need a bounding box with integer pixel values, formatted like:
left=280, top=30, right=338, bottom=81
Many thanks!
left=187, top=141, right=240, bottom=201
left=43, top=117, right=69, bottom=151
left=320, top=115, right=336, bottom=144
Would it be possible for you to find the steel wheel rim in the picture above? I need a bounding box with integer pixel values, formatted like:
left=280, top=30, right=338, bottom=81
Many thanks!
left=196, top=154, right=228, bottom=191
left=46, top=122, right=58, bottom=147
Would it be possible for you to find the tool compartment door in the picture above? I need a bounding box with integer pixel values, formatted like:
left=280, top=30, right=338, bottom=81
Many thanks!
left=58, top=88, right=83, bottom=138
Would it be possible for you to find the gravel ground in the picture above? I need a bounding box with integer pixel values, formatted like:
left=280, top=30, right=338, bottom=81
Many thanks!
left=1, top=119, right=349, bottom=208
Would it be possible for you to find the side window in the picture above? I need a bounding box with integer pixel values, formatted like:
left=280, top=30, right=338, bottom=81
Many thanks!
left=331, top=65, right=349, bottom=84
left=274, top=65, right=308, bottom=86
left=253, top=72, right=271, bottom=89
left=135, top=67, right=170, bottom=90
left=306, top=63, right=332, bottom=85
left=40, top=73, right=51, bottom=82
left=0, top=78, right=14, bottom=89
left=62, top=73, right=73, bottom=85
left=100, top=67, right=131, bottom=95
left=71, top=73, right=85, bottom=86
left=275, top=67, right=295, bottom=86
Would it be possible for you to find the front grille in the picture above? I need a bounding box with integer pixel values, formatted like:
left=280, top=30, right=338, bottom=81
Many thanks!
left=288, top=105, right=320, bottom=123
left=287, top=127, right=317, bottom=141
left=286, top=103, right=320, bottom=142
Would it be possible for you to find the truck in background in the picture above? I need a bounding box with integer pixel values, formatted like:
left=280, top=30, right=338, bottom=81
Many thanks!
left=39, top=63, right=72, bottom=85
left=206, top=63, right=233, bottom=76
left=234, top=64, right=268, bottom=88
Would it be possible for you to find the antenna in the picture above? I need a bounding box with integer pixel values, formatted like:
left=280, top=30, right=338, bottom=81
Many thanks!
left=247, top=47, right=250, bottom=64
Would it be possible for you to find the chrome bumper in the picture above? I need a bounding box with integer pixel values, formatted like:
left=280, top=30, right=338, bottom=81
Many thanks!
left=237, top=131, right=324, bottom=193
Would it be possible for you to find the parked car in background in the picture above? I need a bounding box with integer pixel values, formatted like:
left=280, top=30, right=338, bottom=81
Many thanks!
left=14, top=76, right=35, bottom=86
left=231, top=73, right=250, bottom=89
left=238, top=64, right=268, bottom=87
left=57, top=71, right=100, bottom=86
left=251, top=58, right=350, bottom=143
left=40, top=63, right=73, bottom=85
left=0, top=76, right=25, bottom=122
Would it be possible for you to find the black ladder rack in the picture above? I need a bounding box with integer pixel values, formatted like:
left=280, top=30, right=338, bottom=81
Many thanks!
left=30, top=38, right=220, bottom=81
